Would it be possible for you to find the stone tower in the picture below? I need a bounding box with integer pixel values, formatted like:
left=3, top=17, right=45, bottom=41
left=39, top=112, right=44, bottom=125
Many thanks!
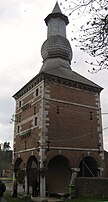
left=13, top=2, right=104, bottom=198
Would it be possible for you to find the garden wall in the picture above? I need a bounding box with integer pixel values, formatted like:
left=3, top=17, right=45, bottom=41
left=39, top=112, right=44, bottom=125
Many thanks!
left=75, top=177, right=108, bottom=198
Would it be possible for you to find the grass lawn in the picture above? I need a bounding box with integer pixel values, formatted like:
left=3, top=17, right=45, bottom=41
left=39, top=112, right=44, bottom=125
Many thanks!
left=4, top=193, right=108, bottom=202
left=4, top=197, right=108, bottom=202
left=4, top=193, right=32, bottom=202
left=65, top=199, right=108, bottom=202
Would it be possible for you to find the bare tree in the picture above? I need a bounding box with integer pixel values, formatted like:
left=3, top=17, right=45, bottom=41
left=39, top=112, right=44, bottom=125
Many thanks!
left=3, top=142, right=11, bottom=151
left=59, top=0, right=108, bottom=73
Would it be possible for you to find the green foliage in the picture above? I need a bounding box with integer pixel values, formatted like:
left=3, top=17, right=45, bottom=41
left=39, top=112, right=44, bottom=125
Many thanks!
left=0, top=151, right=12, bottom=171
left=65, top=199, right=108, bottom=202
left=3, top=142, right=11, bottom=151
left=4, top=193, right=108, bottom=202
left=4, top=193, right=32, bottom=202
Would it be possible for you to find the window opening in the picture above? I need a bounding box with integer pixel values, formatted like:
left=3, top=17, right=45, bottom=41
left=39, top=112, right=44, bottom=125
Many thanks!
left=19, top=115, right=21, bottom=122
left=57, top=106, right=59, bottom=114
left=90, top=112, right=93, bottom=120
left=36, top=88, right=39, bottom=97
left=35, top=117, right=37, bottom=126
left=19, top=101, right=22, bottom=107
left=25, top=141, right=27, bottom=150
left=34, top=106, right=36, bottom=115
left=18, top=126, right=20, bottom=133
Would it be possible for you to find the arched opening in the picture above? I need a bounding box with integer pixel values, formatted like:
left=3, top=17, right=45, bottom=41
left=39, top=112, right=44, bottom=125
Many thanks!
left=46, top=155, right=71, bottom=195
left=14, top=158, right=24, bottom=180
left=14, top=157, right=23, bottom=171
left=78, top=156, right=98, bottom=177
left=26, top=156, right=39, bottom=194
left=14, top=157, right=26, bottom=192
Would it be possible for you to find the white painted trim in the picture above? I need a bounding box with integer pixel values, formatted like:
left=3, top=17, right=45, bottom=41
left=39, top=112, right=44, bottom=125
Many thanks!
left=46, top=97, right=99, bottom=110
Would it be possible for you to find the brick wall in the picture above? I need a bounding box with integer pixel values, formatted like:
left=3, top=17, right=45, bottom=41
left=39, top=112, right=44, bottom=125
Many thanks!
left=75, top=177, right=108, bottom=198
left=13, top=81, right=44, bottom=164
left=45, top=81, right=104, bottom=168
left=104, top=151, right=108, bottom=177
left=13, top=74, right=105, bottom=194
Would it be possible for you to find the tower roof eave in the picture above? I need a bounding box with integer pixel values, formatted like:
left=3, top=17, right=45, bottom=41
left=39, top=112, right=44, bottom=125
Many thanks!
left=45, top=13, right=69, bottom=26
left=41, top=67, right=103, bottom=92
left=13, top=67, right=103, bottom=100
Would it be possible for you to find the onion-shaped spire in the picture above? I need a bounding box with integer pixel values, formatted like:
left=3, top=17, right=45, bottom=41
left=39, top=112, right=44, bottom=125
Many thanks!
left=40, top=2, right=72, bottom=72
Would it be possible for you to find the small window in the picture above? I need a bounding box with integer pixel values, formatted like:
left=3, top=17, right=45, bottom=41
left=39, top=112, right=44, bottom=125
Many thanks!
left=25, top=141, right=27, bottom=150
left=90, top=112, right=93, bottom=120
left=19, top=101, right=22, bottom=108
left=19, top=115, right=21, bottom=122
left=57, top=106, right=59, bottom=114
left=36, top=88, right=39, bottom=97
left=18, top=126, right=20, bottom=133
left=16, top=116, right=18, bottom=123
left=34, top=106, right=36, bottom=115
left=35, top=117, right=37, bottom=126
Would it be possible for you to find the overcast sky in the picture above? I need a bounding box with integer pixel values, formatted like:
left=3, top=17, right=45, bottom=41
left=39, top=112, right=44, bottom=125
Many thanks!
left=0, top=0, right=108, bottom=151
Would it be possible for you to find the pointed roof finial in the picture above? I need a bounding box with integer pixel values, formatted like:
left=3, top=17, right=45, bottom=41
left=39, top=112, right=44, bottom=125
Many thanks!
left=45, top=2, right=69, bottom=26
left=52, top=1, right=62, bottom=14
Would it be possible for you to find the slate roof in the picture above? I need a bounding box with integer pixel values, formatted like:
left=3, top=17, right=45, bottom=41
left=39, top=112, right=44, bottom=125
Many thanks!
left=52, top=1, right=62, bottom=14
left=13, top=2, right=103, bottom=99
left=13, top=65, right=103, bottom=100
left=42, top=66, right=103, bottom=91
left=41, top=2, right=102, bottom=92
left=41, top=35, right=72, bottom=64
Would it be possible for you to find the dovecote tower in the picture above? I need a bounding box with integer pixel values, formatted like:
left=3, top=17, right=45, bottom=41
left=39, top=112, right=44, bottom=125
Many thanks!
left=13, top=2, right=104, bottom=198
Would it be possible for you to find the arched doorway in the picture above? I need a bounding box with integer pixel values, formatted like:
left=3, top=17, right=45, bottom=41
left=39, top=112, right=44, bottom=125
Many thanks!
left=78, top=156, right=98, bottom=177
left=46, top=155, right=71, bottom=194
